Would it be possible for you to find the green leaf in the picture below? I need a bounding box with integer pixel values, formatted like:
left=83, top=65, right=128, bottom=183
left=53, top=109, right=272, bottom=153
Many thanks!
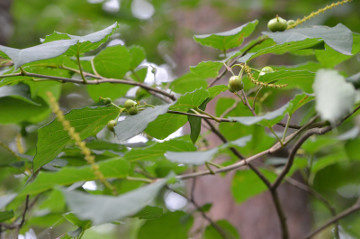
left=20, top=158, right=129, bottom=196
left=345, top=138, right=360, bottom=161
left=0, top=84, right=40, bottom=106
left=43, top=22, right=119, bottom=55
left=114, top=104, right=171, bottom=142
left=239, top=38, right=324, bottom=63
left=165, top=148, right=219, bottom=166
left=346, top=72, right=360, bottom=89
left=170, top=88, right=209, bottom=111
left=145, top=113, right=188, bottom=140
left=62, top=177, right=168, bottom=225
left=315, top=33, right=360, bottom=67
left=170, top=61, right=223, bottom=94
left=231, top=169, right=277, bottom=203
left=0, top=210, right=14, bottom=222
left=313, top=69, right=356, bottom=124
left=134, top=206, right=163, bottom=219
left=194, top=20, right=258, bottom=52
left=87, top=83, right=132, bottom=101
left=229, top=102, right=289, bottom=126
left=137, top=211, right=193, bottom=239
left=0, top=194, right=16, bottom=209
left=204, top=220, right=239, bottom=239
left=0, top=40, right=77, bottom=69
left=63, top=212, right=91, bottom=229
left=124, top=139, right=196, bottom=162
left=129, top=45, right=146, bottom=69
left=265, top=24, right=353, bottom=55
left=188, top=112, right=202, bottom=144
left=33, top=105, right=119, bottom=171
left=93, top=45, right=131, bottom=79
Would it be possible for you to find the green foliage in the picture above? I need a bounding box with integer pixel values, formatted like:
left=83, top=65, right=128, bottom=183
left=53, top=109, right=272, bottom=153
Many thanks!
left=1, top=1, right=360, bottom=239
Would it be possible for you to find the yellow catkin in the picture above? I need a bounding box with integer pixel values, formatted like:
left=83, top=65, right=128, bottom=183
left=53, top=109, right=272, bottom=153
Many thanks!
left=288, top=0, right=352, bottom=29
left=16, top=133, right=24, bottom=154
left=46, top=92, right=117, bottom=195
left=243, top=65, right=288, bottom=88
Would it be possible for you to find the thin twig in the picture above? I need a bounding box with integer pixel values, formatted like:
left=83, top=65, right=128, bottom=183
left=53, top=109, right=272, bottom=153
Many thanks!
left=15, top=195, right=30, bottom=237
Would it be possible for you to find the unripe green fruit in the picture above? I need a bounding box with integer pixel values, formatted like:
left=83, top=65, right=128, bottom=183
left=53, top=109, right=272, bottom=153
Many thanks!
left=228, top=75, right=244, bottom=93
left=124, top=99, right=137, bottom=109
left=99, top=97, right=112, bottom=104
left=128, top=106, right=138, bottom=115
left=287, top=20, right=295, bottom=26
left=107, top=120, right=117, bottom=132
left=260, top=66, right=274, bottom=76
left=267, top=16, right=288, bottom=32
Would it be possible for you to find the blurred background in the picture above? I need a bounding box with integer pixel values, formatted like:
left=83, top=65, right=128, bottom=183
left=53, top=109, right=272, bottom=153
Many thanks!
left=1, top=0, right=360, bottom=238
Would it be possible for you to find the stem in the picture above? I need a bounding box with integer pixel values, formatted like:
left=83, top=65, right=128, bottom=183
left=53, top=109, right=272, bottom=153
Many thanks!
left=281, top=114, right=291, bottom=142
left=269, top=126, right=284, bottom=147
left=76, top=52, right=87, bottom=83
left=269, top=188, right=289, bottom=239
left=195, top=108, right=221, bottom=123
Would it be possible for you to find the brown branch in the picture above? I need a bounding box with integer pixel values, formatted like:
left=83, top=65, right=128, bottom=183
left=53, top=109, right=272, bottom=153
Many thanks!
left=15, top=195, right=29, bottom=237
left=305, top=198, right=360, bottom=239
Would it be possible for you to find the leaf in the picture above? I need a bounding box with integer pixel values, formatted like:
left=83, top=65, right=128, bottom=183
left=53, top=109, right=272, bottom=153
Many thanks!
left=62, top=177, right=168, bottom=225
left=264, top=24, right=353, bottom=55
left=315, top=33, right=360, bottom=68
left=0, top=40, right=77, bottom=69
left=204, top=220, right=239, bottom=239
left=313, top=69, right=356, bottom=124
left=0, top=211, right=14, bottom=222
left=171, top=88, right=209, bottom=111
left=238, top=38, right=324, bottom=63
left=188, top=112, right=202, bottom=144
left=194, top=20, right=258, bottom=52
left=114, top=104, right=171, bottom=142
left=124, top=139, right=196, bottom=162
left=33, top=105, right=119, bottom=171
left=137, top=211, right=193, bottom=239
left=20, top=158, right=129, bottom=196
left=129, top=45, right=146, bottom=69
left=170, top=61, right=223, bottom=94
left=231, top=169, right=277, bottom=203
left=93, top=45, right=131, bottom=78
left=346, top=72, right=360, bottom=89
left=134, top=206, right=163, bottom=219
left=165, top=135, right=252, bottom=165
left=165, top=148, right=219, bottom=166
left=0, top=84, right=40, bottom=106
left=87, top=83, right=132, bottom=101
left=43, top=22, right=119, bottom=55
left=145, top=113, right=188, bottom=140
left=63, top=212, right=91, bottom=229
left=0, top=194, right=17, bottom=209
left=229, top=102, right=289, bottom=126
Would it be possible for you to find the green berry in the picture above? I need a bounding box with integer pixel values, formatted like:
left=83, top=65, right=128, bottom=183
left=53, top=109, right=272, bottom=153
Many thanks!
left=287, top=20, right=295, bottom=26
left=267, top=16, right=288, bottom=32
left=128, top=106, right=138, bottom=115
left=260, top=66, right=274, bottom=76
left=107, top=120, right=117, bottom=132
left=99, top=97, right=112, bottom=104
left=228, top=75, right=244, bottom=93
left=124, top=99, right=137, bottom=109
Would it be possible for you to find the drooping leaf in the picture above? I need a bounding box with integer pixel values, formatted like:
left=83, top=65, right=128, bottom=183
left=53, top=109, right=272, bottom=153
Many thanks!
left=33, top=105, right=119, bottom=171
left=194, top=20, right=258, bottom=52
left=21, top=158, right=129, bottom=196
left=137, top=211, right=193, bottom=239
left=0, top=84, right=40, bottom=106
left=114, top=104, right=171, bottom=142
left=264, top=24, right=353, bottom=55
left=313, top=69, right=356, bottom=124
left=93, top=45, right=131, bottom=79
left=62, top=177, right=168, bottom=225
left=0, top=40, right=77, bottom=69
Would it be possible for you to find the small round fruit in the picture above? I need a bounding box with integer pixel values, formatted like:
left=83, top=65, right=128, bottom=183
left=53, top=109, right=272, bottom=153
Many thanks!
left=128, top=106, right=138, bottom=115
left=107, top=120, right=117, bottom=132
left=228, top=75, right=244, bottom=93
left=124, top=99, right=137, bottom=109
left=267, top=16, right=288, bottom=32
left=260, top=66, right=274, bottom=76
left=287, top=20, right=295, bottom=26
left=99, top=97, right=112, bottom=104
